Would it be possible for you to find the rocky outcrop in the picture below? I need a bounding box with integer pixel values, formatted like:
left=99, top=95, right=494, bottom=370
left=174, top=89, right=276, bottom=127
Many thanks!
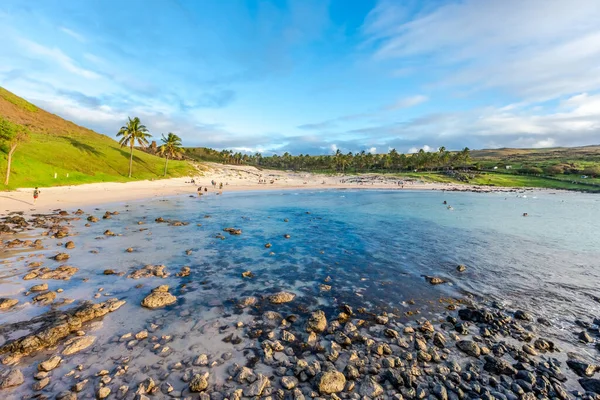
left=0, top=298, right=18, bottom=310
left=129, top=265, right=169, bottom=279
left=62, top=336, right=96, bottom=355
left=0, top=298, right=125, bottom=357
left=23, top=265, right=78, bottom=280
left=267, top=291, right=296, bottom=304
left=141, top=286, right=177, bottom=309
left=223, top=227, right=242, bottom=235
left=0, top=369, right=24, bottom=389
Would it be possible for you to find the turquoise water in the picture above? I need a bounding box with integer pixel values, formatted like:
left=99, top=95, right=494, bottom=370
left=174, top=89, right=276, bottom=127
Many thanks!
left=2, top=189, right=599, bottom=346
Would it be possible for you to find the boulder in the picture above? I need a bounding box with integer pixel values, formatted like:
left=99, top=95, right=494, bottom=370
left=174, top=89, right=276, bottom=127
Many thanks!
left=189, top=373, right=208, bottom=392
left=141, top=286, right=177, bottom=309
left=38, top=355, right=62, bottom=372
left=456, top=340, right=481, bottom=357
left=579, top=378, right=600, bottom=394
left=33, top=291, right=57, bottom=305
left=267, top=291, right=296, bottom=304
left=359, top=377, right=384, bottom=398
left=62, top=336, right=96, bottom=355
left=0, top=369, right=24, bottom=389
left=316, top=371, right=346, bottom=394
left=30, top=283, right=49, bottom=292
left=0, top=298, right=18, bottom=310
left=53, top=253, right=70, bottom=261
left=306, top=310, right=327, bottom=333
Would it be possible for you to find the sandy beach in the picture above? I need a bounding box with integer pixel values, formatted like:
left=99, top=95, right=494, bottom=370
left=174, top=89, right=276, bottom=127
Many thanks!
left=1, top=163, right=520, bottom=214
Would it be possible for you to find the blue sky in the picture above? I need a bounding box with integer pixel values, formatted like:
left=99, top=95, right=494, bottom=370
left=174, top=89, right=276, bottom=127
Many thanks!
left=1, top=0, right=600, bottom=155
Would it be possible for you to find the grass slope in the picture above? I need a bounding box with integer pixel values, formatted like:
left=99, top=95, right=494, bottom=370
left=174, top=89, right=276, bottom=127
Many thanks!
left=0, top=87, right=194, bottom=190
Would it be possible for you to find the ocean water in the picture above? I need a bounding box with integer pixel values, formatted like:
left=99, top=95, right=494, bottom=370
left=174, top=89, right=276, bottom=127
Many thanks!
left=1, top=189, right=599, bottom=394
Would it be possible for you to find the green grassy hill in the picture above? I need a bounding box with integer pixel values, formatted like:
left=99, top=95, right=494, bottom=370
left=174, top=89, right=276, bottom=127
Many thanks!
left=0, top=87, right=195, bottom=190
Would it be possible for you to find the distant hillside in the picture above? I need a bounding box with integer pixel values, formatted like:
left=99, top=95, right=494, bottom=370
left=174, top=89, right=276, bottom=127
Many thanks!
left=471, top=145, right=600, bottom=162
left=0, top=87, right=194, bottom=189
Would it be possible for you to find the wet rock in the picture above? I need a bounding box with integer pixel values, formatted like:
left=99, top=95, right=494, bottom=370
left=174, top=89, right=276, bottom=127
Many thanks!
left=457, top=264, right=467, bottom=272
left=316, top=371, right=346, bottom=394
left=242, top=271, right=255, bottom=278
left=578, top=331, right=593, bottom=343
left=0, top=369, right=24, bottom=389
left=0, top=298, right=125, bottom=357
left=24, top=265, right=79, bottom=280
left=129, top=265, right=169, bottom=279
left=193, top=354, right=208, bottom=366
left=567, top=360, right=599, bottom=377
left=223, top=227, right=242, bottom=235
left=72, top=379, right=88, bottom=392
left=33, top=291, right=57, bottom=305
left=62, top=335, right=96, bottom=355
left=579, top=378, right=600, bottom=394
left=53, top=253, right=70, bottom=261
left=238, top=296, right=257, bottom=308
left=483, top=356, right=517, bottom=375
left=425, top=276, right=446, bottom=285
left=265, top=243, right=272, bottom=248
left=281, top=376, right=298, bottom=390
left=456, top=340, right=481, bottom=357
left=189, top=373, right=209, bottom=392
left=29, top=283, right=48, bottom=292
left=359, top=377, right=384, bottom=397
left=306, top=310, right=327, bottom=333
left=0, top=298, right=18, bottom=310
left=176, top=266, right=191, bottom=277
left=244, top=374, right=270, bottom=397
left=97, top=386, right=111, bottom=399
left=65, top=241, right=75, bottom=249
left=141, top=285, right=177, bottom=309
left=104, top=230, right=115, bottom=236
left=268, top=291, right=296, bottom=304
left=283, top=234, right=291, bottom=239
left=514, top=310, right=533, bottom=321
left=87, top=216, right=98, bottom=223
left=126, top=247, right=134, bottom=253
left=33, top=376, right=50, bottom=390
left=103, top=269, right=116, bottom=275
left=38, top=355, right=61, bottom=372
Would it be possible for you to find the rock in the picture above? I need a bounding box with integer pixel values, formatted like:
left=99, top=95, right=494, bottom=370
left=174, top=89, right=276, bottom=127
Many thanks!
left=425, top=276, right=446, bottom=285
left=38, top=355, right=62, bottom=371
left=306, top=310, right=327, bottom=333
left=456, top=340, right=481, bottom=357
left=241, top=271, right=254, bottom=278
left=268, top=291, right=296, bottom=304
left=0, top=298, right=18, bottom=310
left=483, top=356, right=517, bottom=375
left=72, top=379, right=89, bottom=392
left=141, top=286, right=177, bottom=309
left=359, top=377, right=384, bottom=397
left=103, top=269, right=116, bottom=275
left=33, top=291, right=57, bottom=305
left=514, top=310, right=533, bottom=321
left=189, top=373, right=208, bottom=392
left=104, top=230, right=115, bottom=236
left=238, top=296, right=257, bottom=308
left=579, top=378, right=600, bottom=394
left=244, top=374, right=270, bottom=397
left=283, top=234, right=291, bottom=239
left=579, top=330, right=593, bottom=343
left=281, top=376, right=298, bottom=390
left=24, top=265, right=79, bottom=280
left=265, top=243, right=272, bottom=248
left=316, top=371, right=346, bottom=394
left=567, top=360, right=599, bottom=377
left=176, top=266, right=191, bottom=277
left=129, top=265, right=168, bottom=279
left=126, top=247, right=134, bottom=253
left=457, top=264, right=467, bottom=272
left=98, top=386, right=111, bottom=399
left=0, top=369, right=24, bottom=389
left=29, top=283, right=49, bottom=292
left=65, top=241, right=75, bottom=249
left=33, top=376, right=50, bottom=390
left=433, top=332, right=447, bottom=348
left=54, top=253, right=70, bottom=261
left=223, top=227, right=242, bottom=235
left=0, top=298, right=125, bottom=357
left=63, top=335, right=96, bottom=355
left=193, top=354, right=208, bottom=366
left=522, top=344, right=538, bottom=356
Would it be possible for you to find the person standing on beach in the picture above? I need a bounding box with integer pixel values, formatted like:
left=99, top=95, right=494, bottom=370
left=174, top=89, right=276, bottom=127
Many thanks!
left=33, top=187, right=40, bottom=204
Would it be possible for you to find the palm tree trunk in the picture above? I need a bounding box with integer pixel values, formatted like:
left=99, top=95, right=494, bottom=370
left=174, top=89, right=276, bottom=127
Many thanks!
left=164, top=156, right=169, bottom=177
left=4, top=144, right=17, bottom=185
left=128, top=144, right=134, bottom=178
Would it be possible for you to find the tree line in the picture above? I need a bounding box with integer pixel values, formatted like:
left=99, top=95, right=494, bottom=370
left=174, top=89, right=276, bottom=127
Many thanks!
left=214, top=147, right=472, bottom=173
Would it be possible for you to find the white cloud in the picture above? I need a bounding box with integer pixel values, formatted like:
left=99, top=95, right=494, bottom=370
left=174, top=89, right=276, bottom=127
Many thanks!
left=385, top=95, right=428, bottom=110
left=330, top=144, right=338, bottom=153
left=363, top=0, right=600, bottom=101
left=408, top=145, right=432, bottom=153
left=368, top=147, right=377, bottom=154
left=60, top=27, right=86, bottom=43
left=18, top=38, right=100, bottom=79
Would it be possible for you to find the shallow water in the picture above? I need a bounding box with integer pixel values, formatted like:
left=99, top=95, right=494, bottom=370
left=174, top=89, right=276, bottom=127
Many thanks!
left=1, top=189, right=599, bottom=396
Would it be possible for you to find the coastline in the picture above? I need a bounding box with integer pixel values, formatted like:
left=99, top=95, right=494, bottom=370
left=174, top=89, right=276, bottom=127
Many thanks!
left=1, top=163, right=534, bottom=214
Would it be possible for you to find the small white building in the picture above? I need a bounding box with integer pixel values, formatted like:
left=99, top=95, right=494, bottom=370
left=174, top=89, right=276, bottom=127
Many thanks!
left=493, top=166, right=498, bottom=170
left=506, top=165, right=512, bottom=169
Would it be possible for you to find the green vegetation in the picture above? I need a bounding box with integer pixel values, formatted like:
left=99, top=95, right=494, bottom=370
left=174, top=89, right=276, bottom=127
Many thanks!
left=0, top=87, right=194, bottom=190
left=0, top=87, right=38, bottom=112
left=158, top=133, right=183, bottom=176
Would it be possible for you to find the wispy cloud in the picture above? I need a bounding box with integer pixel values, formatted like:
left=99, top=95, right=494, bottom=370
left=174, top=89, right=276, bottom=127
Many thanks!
left=59, top=27, right=86, bottom=43
left=384, top=95, right=428, bottom=110
left=18, top=37, right=100, bottom=79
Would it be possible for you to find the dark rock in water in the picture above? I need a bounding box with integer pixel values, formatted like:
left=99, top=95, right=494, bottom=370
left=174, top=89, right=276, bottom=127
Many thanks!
left=567, top=360, right=599, bottom=377
left=306, top=310, right=327, bottom=333
left=267, top=291, right=296, bottom=304
left=0, top=298, right=18, bottom=310
left=65, top=241, right=75, bottom=249
left=129, top=265, right=168, bottom=279
left=537, top=317, right=552, bottom=326
left=316, top=371, right=346, bottom=394
left=514, top=310, right=533, bottom=321
left=104, top=269, right=116, bottom=275
left=358, top=377, right=384, bottom=397
left=579, top=378, right=600, bottom=394
left=241, top=271, right=255, bottom=278
left=176, top=266, right=191, bottom=277
left=53, top=253, right=70, bottom=261
left=189, top=374, right=208, bottom=392
left=265, top=243, right=272, bottom=248
left=0, top=369, right=24, bottom=389
left=456, top=340, right=481, bottom=357
left=0, top=298, right=125, bottom=357
left=457, top=264, right=467, bottom=272
left=223, top=227, right=242, bottom=235
left=24, top=265, right=79, bottom=280
left=283, top=234, right=291, bottom=239
left=578, top=330, right=593, bottom=343
left=483, top=356, right=517, bottom=375
left=87, top=216, right=98, bottom=223
left=33, top=291, right=57, bottom=305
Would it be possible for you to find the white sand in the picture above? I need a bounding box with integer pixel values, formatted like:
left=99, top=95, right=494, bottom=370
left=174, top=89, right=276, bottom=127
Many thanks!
left=1, top=163, right=514, bottom=214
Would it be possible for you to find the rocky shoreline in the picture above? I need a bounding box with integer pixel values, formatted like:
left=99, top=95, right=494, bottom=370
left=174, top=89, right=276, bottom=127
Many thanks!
left=1, top=208, right=599, bottom=399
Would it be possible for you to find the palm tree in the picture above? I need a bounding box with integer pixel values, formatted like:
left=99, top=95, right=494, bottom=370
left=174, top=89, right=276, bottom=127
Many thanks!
left=116, top=117, right=152, bottom=177
left=158, top=132, right=183, bottom=176
left=1, top=118, right=29, bottom=186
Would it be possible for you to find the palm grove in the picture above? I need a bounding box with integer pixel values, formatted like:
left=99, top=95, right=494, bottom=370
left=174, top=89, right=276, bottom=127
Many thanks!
left=116, top=117, right=183, bottom=177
